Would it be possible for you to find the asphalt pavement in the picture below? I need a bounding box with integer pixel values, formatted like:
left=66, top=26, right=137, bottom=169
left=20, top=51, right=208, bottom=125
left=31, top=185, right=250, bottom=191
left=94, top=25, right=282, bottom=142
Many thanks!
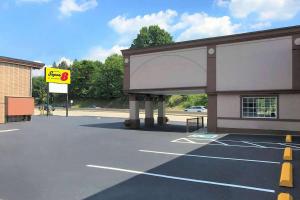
left=0, top=116, right=298, bottom=200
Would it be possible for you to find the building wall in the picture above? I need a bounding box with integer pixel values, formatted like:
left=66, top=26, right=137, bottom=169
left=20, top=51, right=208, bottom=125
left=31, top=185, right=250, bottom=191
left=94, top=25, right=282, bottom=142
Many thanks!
left=216, top=36, right=293, bottom=91
left=217, top=94, right=240, bottom=118
left=217, top=119, right=300, bottom=132
left=217, top=94, right=300, bottom=132
left=279, top=94, right=300, bottom=119
left=0, top=63, right=31, bottom=123
left=129, top=47, right=207, bottom=89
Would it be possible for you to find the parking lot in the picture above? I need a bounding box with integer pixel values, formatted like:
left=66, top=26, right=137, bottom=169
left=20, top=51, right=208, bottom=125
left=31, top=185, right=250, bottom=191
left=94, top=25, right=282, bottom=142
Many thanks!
left=0, top=116, right=299, bottom=200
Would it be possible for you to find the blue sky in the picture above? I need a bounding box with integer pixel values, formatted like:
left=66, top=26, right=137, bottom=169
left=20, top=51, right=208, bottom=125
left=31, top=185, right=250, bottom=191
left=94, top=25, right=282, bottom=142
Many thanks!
left=0, top=0, right=299, bottom=69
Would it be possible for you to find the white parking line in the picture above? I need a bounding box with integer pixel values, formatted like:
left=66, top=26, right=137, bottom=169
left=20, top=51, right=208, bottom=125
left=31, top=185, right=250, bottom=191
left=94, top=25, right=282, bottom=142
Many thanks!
left=189, top=138, right=300, bottom=147
left=0, top=129, right=19, bottom=133
left=139, top=150, right=280, bottom=164
left=277, top=143, right=300, bottom=149
left=86, top=164, right=275, bottom=193
left=171, top=138, right=300, bottom=150
left=171, top=138, right=198, bottom=144
left=214, top=140, right=228, bottom=146
left=241, top=141, right=266, bottom=148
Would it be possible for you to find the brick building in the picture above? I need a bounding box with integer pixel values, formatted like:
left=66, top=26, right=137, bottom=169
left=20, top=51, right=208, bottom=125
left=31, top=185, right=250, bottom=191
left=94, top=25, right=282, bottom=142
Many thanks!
left=0, top=56, right=44, bottom=123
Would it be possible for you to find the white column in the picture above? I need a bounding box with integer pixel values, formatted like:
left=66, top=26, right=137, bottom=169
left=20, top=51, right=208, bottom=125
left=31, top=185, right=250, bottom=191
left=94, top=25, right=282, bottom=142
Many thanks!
left=128, top=95, right=140, bottom=129
left=129, top=101, right=139, bottom=120
left=145, top=96, right=154, bottom=127
left=157, top=96, right=167, bottom=126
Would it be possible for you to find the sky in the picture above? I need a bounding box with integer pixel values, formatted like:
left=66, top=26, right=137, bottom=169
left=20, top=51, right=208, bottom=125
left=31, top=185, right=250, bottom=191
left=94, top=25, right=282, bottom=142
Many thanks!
left=0, top=0, right=300, bottom=74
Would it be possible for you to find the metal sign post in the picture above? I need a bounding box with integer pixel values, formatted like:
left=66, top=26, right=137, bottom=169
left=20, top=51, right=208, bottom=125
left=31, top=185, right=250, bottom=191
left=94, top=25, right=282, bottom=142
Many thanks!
left=47, top=82, right=49, bottom=117
left=66, top=85, right=69, bottom=117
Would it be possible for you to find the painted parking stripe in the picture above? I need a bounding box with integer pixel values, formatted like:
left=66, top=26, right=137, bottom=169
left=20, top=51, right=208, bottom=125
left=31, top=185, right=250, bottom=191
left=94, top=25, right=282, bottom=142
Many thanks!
left=0, top=129, right=19, bottom=133
left=241, top=141, right=266, bottom=148
left=171, top=138, right=300, bottom=151
left=174, top=137, right=300, bottom=150
left=277, top=143, right=300, bottom=149
left=214, top=140, right=228, bottom=146
left=139, top=149, right=280, bottom=164
left=181, top=138, right=196, bottom=143
left=171, top=138, right=197, bottom=144
left=190, top=138, right=300, bottom=147
left=253, top=142, right=300, bottom=149
left=86, top=164, right=275, bottom=193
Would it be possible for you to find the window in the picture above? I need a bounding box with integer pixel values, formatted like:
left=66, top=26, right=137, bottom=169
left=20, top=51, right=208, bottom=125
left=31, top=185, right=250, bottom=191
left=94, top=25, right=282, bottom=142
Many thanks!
left=242, top=96, right=278, bottom=119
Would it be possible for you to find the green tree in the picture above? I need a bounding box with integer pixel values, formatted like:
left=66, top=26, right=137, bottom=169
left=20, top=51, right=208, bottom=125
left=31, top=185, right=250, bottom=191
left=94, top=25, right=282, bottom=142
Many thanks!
left=58, top=60, right=69, bottom=69
left=182, top=94, right=208, bottom=108
left=131, top=25, right=173, bottom=48
left=92, top=54, right=124, bottom=99
left=167, top=94, right=208, bottom=108
left=69, top=60, right=100, bottom=98
left=52, top=62, right=57, bottom=68
left=32, top=76, right=47, bottom=105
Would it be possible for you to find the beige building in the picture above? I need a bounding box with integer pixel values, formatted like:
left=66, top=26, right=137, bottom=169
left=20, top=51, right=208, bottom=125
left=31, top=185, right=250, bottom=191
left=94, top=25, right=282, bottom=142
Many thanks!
left=0, top=56, right=44, bottom=124
left=122, top=25, right=300, bottom=134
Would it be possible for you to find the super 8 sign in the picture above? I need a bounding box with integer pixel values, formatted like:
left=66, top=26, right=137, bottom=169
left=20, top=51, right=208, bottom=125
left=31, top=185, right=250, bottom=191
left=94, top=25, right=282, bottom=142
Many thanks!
left=45, top=67, right=71, bottom=84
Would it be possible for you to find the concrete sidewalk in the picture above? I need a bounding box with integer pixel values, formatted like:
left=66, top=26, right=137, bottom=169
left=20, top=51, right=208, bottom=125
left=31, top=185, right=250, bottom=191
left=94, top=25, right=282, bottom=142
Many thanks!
left=34, top=108, right=207, bottom=124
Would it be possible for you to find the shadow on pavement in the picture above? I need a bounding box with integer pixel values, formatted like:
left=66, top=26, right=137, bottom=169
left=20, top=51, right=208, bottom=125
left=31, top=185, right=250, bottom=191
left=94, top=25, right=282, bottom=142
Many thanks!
left=82, top=136, right=297, bottom=200
left=81, top=122, right=188, bottom=133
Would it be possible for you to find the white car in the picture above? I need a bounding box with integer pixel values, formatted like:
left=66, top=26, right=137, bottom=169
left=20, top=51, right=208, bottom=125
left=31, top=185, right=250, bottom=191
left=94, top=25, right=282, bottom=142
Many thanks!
left=184, top=106, right=207, bottom=113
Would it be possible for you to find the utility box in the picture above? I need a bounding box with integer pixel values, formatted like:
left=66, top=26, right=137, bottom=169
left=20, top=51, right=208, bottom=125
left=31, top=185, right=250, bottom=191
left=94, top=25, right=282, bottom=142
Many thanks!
left=5, top=97, right=35, bottom=122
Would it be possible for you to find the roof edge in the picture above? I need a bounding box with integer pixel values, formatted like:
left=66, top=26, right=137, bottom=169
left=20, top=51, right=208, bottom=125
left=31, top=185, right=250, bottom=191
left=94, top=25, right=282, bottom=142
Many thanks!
left=0, top=56, right=45, bottom=69
left=122, top=25, right=300, bottom=56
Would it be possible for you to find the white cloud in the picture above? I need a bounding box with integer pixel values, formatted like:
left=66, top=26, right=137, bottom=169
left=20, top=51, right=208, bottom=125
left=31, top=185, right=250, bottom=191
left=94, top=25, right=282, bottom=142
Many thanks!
left=57, top=56, right=73, bottom=66
left=222, top=0, right=300, bottom=21
left=32, top=67, right=45, bottom=77
left=31, top=60, right=45, bottom=77
left=109, top=9, right=240, bottom=42
left=175, top=13, right=240, bottom=41
left=109, top=10, right=178, bottom=44
left=109, top=9, right=178, bottom=34
left=59, top=0, right=97, bottom=17
left=86, top=45, right=127, bottom=61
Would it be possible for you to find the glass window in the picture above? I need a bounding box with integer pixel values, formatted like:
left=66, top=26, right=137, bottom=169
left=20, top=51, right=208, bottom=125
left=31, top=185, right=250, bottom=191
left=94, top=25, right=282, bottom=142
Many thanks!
left=242, top=96, right=277, bottom=119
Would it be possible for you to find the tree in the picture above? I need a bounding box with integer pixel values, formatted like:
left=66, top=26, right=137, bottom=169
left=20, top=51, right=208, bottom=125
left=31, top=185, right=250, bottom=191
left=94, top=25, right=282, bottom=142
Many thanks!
left=92, top=54, right=124, bottom=99
left=58, top=60, right=69, bottom=69
left=131, top=25, right=173, bottom=48
left=52, top=62, right=57, bottom=68
left=69, top=60, right=100, bottom=98
left=167, top=94, right=208, bottom=108
left=32, top=76, right=47, bottom=105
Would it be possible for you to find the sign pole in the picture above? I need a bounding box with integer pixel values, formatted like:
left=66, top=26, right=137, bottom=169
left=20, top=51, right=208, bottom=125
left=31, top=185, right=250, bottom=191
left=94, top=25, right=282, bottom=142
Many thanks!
left=66, top=86, right=69, bottom=117
left=47, top=82, right=49, bottom=117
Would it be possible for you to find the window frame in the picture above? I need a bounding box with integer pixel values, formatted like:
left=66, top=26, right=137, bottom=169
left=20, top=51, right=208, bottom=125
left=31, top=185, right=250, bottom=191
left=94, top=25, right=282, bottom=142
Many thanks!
left=240, top=95, right=279, bottom=120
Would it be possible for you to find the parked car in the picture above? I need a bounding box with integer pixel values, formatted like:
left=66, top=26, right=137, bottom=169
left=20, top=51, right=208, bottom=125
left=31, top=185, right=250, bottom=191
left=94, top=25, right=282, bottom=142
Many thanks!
left=184, top=106, right=207, bottom=113
left=39, top=104, right=55, bottom=111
